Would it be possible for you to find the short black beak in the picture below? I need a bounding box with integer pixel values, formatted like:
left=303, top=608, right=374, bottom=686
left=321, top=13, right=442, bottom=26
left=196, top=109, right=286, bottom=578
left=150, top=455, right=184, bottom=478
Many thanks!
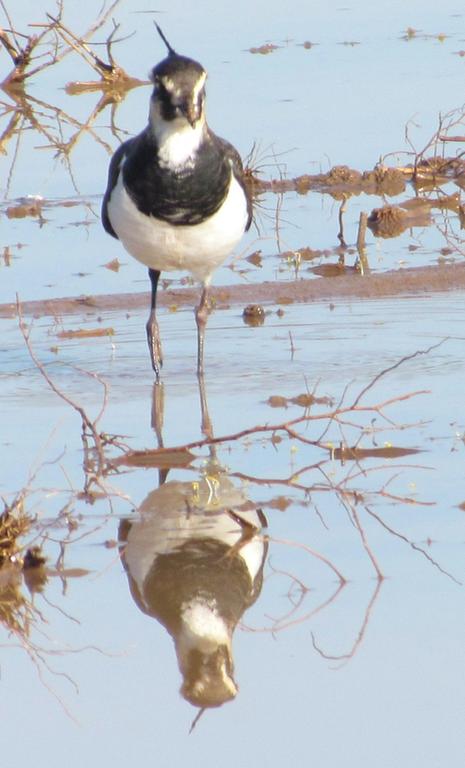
left=180, top=101, right=201, bottom=127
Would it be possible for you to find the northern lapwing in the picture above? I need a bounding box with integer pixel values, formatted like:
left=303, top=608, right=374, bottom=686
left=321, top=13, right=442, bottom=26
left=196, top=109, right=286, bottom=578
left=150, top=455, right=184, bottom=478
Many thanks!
left=119, top=468, right=267, bottom=708
left=102, top=25, right=252, bottom=377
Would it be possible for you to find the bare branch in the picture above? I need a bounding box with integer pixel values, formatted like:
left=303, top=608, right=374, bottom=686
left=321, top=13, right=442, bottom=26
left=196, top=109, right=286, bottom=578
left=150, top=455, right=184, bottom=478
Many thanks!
left=16, top=298, right=109, bottom=489
left=350, top=338, right=448, bottom=408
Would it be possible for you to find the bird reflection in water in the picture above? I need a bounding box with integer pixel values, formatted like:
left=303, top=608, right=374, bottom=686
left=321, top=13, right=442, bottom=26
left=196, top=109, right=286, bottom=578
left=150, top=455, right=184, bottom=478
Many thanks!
left=119, top=382, right=267, bottom=709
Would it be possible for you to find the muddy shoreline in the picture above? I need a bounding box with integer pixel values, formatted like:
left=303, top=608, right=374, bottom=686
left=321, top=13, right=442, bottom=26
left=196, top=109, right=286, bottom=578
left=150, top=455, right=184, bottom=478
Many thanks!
left=2, top=261, right=465, bottom=318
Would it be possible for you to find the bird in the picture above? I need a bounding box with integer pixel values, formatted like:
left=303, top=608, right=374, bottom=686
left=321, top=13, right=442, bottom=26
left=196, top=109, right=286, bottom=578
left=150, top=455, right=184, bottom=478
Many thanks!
left=119, top=463, right=268, bottom=709
left=101, top=25, right=252, bottom=378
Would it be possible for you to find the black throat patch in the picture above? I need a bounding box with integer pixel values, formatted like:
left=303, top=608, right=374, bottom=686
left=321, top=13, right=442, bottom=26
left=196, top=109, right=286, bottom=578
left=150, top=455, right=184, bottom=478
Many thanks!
left=122, top=129, right=233, bottom=226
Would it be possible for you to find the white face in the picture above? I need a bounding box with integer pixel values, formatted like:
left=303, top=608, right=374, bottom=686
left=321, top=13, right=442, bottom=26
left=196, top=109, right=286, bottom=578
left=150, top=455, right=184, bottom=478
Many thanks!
left=161, top=70, right=206, bottom=105
left=149, top=68, right=207, bottom=171
left=150, top=64, right=207, bottom=129
left=149, top=99, right=206, bottom=170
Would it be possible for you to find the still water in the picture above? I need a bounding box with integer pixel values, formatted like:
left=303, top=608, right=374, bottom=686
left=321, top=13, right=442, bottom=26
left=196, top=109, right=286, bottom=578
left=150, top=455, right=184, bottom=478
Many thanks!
left=1, top=1, right=464, bottom=767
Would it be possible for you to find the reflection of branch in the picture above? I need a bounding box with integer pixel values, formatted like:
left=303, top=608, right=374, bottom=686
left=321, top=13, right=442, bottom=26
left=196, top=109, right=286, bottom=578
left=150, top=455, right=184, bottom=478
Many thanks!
left=241, top=541, right=347, bottom=635
left=231, top=461, right=326, bottom=490
left=0, top=88, right=115, bottom=194
left=269, top=574, right=345, bottom=634
left=18, top=90, right=113, bottom=153
left=266, top=535, right=347, bottom=583
left=311, top=579, right=383, bottom=665
left=0, top=2, right=65, bottom=88
left=243, top=577, right=345, bottom=636
left=347, top=501, right=384, bottom=579
left=120, top=389, right=429, bottom=461
left=335, top=462, right=435, bottom=507
left=365, top=506, right=462, bottom=585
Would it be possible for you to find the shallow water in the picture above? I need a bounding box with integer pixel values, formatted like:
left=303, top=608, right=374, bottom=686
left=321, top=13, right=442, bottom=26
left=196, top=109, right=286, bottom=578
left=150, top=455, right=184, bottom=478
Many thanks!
left=1, top=1, right=465, bottom=767
left=2, top=0, right=465, bottom=302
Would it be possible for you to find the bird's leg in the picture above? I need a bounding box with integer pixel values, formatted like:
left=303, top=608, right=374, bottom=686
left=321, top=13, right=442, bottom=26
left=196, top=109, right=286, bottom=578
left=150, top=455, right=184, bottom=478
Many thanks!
left=197, top=367, right=213, bottom=439
left=151, top=381, right=165, bottom=447
left=146, top=268, right=163, bottom=378
left=151, top=381, right=170, bottom=485
left=195, top=284, right=211, bottom=376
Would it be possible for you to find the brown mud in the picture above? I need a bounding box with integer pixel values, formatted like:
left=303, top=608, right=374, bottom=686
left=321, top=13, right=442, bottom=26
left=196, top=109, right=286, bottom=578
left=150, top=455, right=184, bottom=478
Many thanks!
left=3, top=261, right=465, bottom=319
left=246, top=158, right=465, bottom=197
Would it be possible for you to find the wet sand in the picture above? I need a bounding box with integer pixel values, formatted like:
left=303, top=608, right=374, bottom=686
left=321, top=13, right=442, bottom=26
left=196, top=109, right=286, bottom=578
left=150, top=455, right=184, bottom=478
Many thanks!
left=2, top=261, right=465, bottom=318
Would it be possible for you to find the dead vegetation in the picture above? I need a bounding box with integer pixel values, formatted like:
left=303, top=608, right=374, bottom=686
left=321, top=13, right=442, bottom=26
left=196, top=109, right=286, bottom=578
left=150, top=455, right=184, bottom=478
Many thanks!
left=0, top=474, right=97, bottom=718
left=0, top=1, right=147, bottom=197
left=0, top=0, right=142, bottom=93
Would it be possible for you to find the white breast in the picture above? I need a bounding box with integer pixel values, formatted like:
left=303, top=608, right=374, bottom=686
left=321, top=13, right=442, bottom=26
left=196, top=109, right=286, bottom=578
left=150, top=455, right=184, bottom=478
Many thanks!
left=157, top=119, right=204, bottom=170
left=179, top=601, right=230, bottom=651
left=107, top=166, right=248, bottom=284
left=149, top=102, right=204, bottom=171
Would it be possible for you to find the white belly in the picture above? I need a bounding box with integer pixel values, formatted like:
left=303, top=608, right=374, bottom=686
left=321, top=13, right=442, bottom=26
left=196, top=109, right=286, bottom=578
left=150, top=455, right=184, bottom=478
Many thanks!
left=107, top=170, right=248, bottom=283
left=123, top=477, right=266, bottom=600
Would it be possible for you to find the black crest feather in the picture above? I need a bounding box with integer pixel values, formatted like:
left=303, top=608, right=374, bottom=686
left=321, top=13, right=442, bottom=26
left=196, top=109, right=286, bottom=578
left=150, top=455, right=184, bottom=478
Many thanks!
left=154, top=23, right=176, bottom=56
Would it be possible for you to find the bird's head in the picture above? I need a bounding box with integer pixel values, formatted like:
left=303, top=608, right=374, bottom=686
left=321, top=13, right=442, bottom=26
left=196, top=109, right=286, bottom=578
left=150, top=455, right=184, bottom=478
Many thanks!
left=150, top=26, right=207, bottom=129
left=150, top=56, right=207, bottom=128
left=178, top=645, right=237, bottom=709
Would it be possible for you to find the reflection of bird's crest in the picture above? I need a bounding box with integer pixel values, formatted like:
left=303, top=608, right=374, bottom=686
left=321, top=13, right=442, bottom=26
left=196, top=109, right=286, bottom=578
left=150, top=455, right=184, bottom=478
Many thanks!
left=119, top=471, right=267, bottom=708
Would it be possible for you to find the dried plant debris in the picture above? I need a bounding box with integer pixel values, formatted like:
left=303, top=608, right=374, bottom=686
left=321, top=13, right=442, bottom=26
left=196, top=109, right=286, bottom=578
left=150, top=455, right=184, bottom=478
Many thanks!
left=22, top=547, right=48, bottom=594
left=0, top=507, right=32, bottom=568
left=5, top=199, right=43, bottom=218
left=326, top=444, right=422, bottom=461
left=50, top=12, right=144, bottom=93
left=102, top=258, right=122, bottom=272
left=367, top=192, right=460, bottom=239
left=249, top=164, right=409, bottom=197
left=0, top=565, right=30, bottom=635
left=56, top=327, right=115, bottom=339
left=281, top=247, right=330, bottom=263
left=246, top=156, right=465, bottom=213
left=112, top=447, right=196, bottom=469
left=400, top=27, right=448, bottom=42
left=266, top=393, right=333, bottom=409
left=368, top=205, right=431, bottom=238
left=248, top=43, right=279, bottom=55
left=246, top=251, right=263, bottom=267
left=0, top=0, right=142, bottom=93
left=0, top=505, right=50, bottom=634
left=242, top=304, right=266, bottom=326
left=309, top=262, right=357, bottom=278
